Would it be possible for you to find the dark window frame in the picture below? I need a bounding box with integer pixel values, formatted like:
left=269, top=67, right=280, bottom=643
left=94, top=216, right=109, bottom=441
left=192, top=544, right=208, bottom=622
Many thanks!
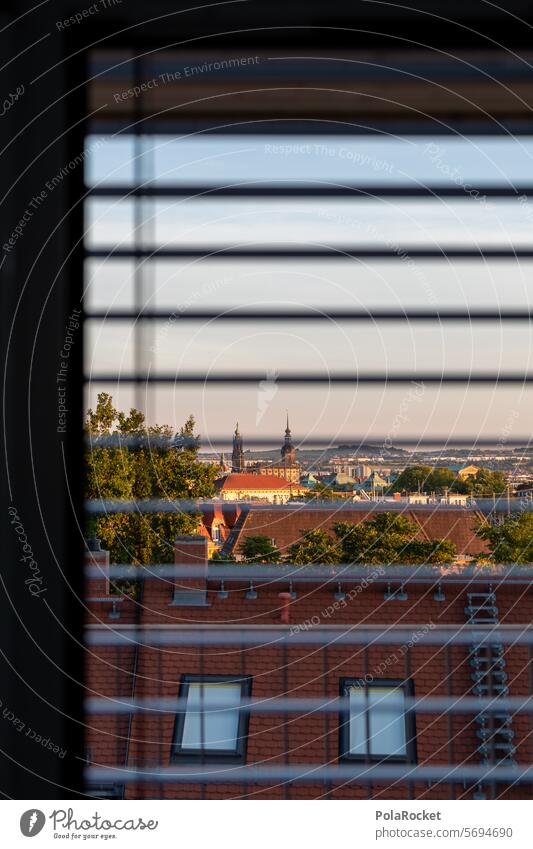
left=171, top=674, right=252, bottom=763
left=339, top=678, right=416, bottom=764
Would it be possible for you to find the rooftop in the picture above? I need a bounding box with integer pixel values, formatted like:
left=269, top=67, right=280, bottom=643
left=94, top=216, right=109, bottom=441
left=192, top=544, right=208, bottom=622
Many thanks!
left=215, top=473, right=304, bottom=491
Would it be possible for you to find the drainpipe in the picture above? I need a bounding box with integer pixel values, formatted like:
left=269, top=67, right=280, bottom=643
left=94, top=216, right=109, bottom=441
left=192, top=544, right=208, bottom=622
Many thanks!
left=278, top=592, right=292, bottom=624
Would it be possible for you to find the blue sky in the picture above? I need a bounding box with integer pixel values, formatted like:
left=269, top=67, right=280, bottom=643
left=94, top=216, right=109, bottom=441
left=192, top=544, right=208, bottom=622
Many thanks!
left=83, top=134, right=533, bottom=443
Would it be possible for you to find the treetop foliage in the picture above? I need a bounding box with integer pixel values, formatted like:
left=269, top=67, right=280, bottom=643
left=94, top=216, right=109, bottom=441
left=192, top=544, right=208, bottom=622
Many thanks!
left=389, top=464, right=507, bottom=496
left=85, top=393, right=216, bottom=564
left=477, top=512, right=533, bottom=564
left=246, top=513, right=456, bottom=566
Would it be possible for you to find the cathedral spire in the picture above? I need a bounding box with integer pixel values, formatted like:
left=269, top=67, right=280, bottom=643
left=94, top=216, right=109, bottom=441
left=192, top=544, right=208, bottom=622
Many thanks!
left=232, top=422, right=245, bottom=472
left=281, top=413, right=296, bottom=465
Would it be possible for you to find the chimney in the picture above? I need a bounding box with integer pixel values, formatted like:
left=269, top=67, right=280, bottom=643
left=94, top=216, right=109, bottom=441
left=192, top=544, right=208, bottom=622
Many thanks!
left=85, top=536, right=110, bottom=597
left=171, top=535, right=208, bottom=606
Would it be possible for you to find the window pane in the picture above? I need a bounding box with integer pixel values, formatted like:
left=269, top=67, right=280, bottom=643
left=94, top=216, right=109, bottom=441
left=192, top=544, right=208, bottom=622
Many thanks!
left=85, top=135, right=136, bottom=186
left=85, top=319, right=135, bottom=374
left=347, top=687, right=367, bottom=755
left=94, top=134, right=533, bottom=187
left=181, top=683, right=241, bottom=750
left=149, top=197, right=532, bottom=249
left=85, top=199, right=135, bottom=247
left=84, top=259, right=136, bottom=309
left=147, top=321, right=533, bottom=375
left=368, top=687, right=407, bottom=757
left=149, top=258, right=533, bottom=312
left=83, top=383, right=532, bottom=446
left=85, top=257, right=533, bottom=313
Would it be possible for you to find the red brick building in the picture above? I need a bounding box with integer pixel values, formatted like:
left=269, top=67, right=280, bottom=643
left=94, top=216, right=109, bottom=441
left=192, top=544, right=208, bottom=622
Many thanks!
left=214, top=473, right=307, bottom=504
left=85, top=527, right=533, bottom=800
left=216, top=503, right=489, bottom=560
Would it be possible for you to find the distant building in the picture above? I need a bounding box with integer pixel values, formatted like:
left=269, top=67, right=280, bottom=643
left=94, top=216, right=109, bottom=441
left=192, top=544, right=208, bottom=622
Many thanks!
left=231, top=423, right=245, bottom=472
left=300, top=472, right=320, bottom=488
left=214, top=472, right=307, bottom=504
left=408, top=493, right=432, bottom=505
left=196, top=503, right=243, bottom=556
left=440, top=492, right=470, bottom=506
left=257, top=415, right=301, bottom=482
left=320, top=472, right=357, bottom=492
left=354, top=470, right=390, bottom=494
left=328, top=462, right=373, bottom=479
left=217, top=452, right=230, bottom=475
left=447, top=464, right=480, bottom=480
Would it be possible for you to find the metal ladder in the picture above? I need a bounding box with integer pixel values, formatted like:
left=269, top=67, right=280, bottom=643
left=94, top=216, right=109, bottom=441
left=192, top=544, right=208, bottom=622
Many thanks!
left=465, top=589, right=515, bottom=798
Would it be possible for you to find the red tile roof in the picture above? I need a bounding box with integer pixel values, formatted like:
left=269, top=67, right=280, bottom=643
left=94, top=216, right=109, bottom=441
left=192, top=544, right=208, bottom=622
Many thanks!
left=227, top=505, right=488, bottom=557
left=215, top=473, right=304, bottom=491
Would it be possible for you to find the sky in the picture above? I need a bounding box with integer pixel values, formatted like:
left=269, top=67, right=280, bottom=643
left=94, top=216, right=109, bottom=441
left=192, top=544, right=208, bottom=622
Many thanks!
left=83, top=134, right=533, bottom=445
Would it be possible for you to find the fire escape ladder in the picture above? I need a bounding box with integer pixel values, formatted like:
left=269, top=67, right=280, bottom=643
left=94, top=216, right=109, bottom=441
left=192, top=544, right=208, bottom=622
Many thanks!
left=465, top=589, right=516, bottom=797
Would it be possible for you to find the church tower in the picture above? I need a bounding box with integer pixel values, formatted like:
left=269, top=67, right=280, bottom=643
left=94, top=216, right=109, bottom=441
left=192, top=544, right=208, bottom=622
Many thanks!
left=231, top=423, right=245, bottom=472
left=257, top=414, right=300, bottom=482
left=281, top=413, right=297, bottom=465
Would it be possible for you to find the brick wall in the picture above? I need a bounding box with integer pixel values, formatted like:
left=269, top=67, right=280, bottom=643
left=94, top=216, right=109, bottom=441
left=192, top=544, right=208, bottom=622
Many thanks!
left=85, top=547, right=533, bottom=799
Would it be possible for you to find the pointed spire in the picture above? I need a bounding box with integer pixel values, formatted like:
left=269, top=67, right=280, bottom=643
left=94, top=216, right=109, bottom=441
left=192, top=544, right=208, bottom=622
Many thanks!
left=281, top=412, right=296, bottom=465
left=232, top=422, right=245, bottom=471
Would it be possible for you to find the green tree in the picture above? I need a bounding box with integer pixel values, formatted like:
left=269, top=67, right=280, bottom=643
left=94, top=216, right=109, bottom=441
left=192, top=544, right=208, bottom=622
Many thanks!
left=85, top=393, right=217, bottom=564
left=117, top=406, right=147, bottom=434
left=334, top=513, right=456, bottom=564
left=334, top=513, right=419, bottom=563
left=86, top=392, right=117, bottom=436
left=285, top=513, right=456, bottom=566
left=288, top=529, right=342, bottom=565
left=210, top=549, right=235, bottom=563
left=432, top=467, right=463, bottom=492
left=388, top=465, right=435, bottom=494
left=240, top=536, right=281, bottom=563
left=477, top=512, right=533, bottom=563
left=463, top=469, right=507, bottom=496
left=303, top=483, right=337, bottom=501
left=390, top=464, right=506, bottom=497
left=400, top=539, right=456, bottom=564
